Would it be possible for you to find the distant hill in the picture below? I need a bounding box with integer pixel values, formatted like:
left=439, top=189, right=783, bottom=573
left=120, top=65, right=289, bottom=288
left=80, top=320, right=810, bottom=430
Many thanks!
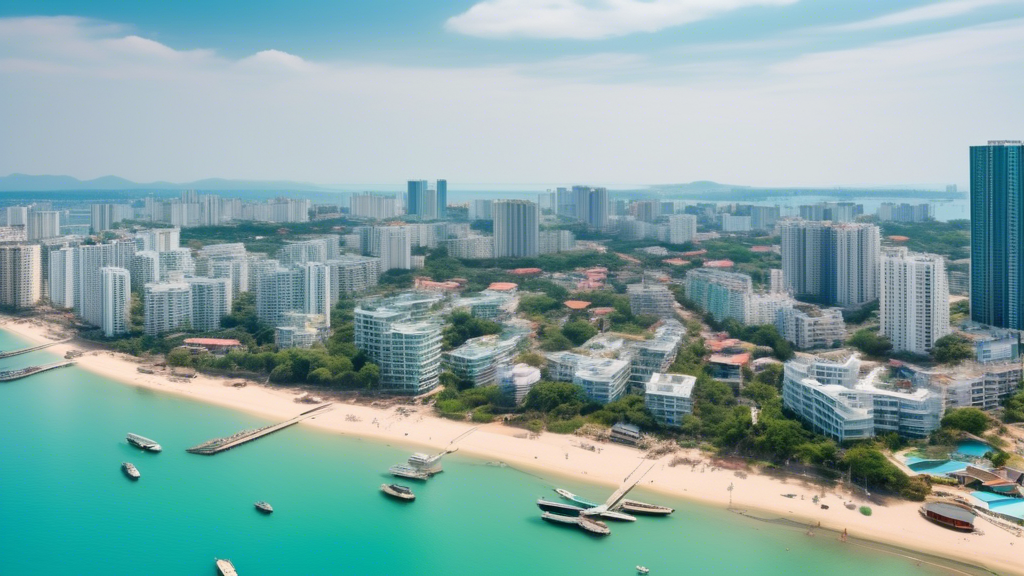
left=0, top=173, right=336, bottom=192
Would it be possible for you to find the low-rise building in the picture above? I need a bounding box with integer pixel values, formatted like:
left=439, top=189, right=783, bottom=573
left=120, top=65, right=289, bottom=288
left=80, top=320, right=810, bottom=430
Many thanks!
left=444, top=333, right=521, bottom=387
left=627, top=320, right=685, bottom=393
left=354, top=292, right=444, bottom=394
left=499, top=363, right=542, bottom=405
left=776, top=304, right=846, bottom=350
left=544, top=351, right=630, bottom=404
left=627, top=282, right=676, bottom=319
left=644, top=373, right=696, bottom=427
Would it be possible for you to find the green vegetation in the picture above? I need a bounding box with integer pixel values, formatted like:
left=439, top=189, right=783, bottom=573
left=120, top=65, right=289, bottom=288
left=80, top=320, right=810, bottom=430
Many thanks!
left=841, top=445, right=928, bottom=500
left=940, top=407, right=991, bottom=435
left=932, top=334, right=975, bottom=365
left=442, top=311, right=502, bottom=350
left=860, top=506, right=872, bottom=516
left=880, top=220, right=971, bottom=261
left=1002, top=387, right=1024, bottom=423
left=179, top=218, right=360, bottom=254
left=950, top=300, right=970, bottom=325
left=847, top=329, right=892, bottom=357
left=561, top=319, right=598, bottom=346
left=988, top=451, right=1011, bottom=467
left=713, top=319, right=794, bottom=361
left=841, top=301, right=878, bottom=325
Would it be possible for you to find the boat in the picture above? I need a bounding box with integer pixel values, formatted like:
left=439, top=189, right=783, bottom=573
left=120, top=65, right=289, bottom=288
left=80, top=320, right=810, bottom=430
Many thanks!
left=554, top=488, right=599, bottom=508
left=381, top=483, right=416, bottom=501
left=637, top=566, right=650, bottom=575
left=536, top=498, right=585, bottom=517
left=541, top=511, right=580, bottom=527
left=407, top=452, right=444, bottom=474
left=581, top=506, right=637, bottom=522
left=389, top=465, right=431, bottom=480
left=920, top=502, right=976, bottom=532
left=254, top=501, right=273, bottom=514
left=216, top=558, right=238, bottom=576
left=618, top=499, right=674, bottom=516
left=121, top=462, right=140, bottom=480
left=126, top=433, right=162, bottom=452
left=577, top=515, right=611, bottom=536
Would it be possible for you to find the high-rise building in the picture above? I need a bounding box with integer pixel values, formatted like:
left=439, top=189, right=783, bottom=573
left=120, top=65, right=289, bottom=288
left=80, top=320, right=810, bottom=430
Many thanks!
left=633, top=200, right=660, bottom=223
left=159, top=248, right=194, bottom=280
left=136, top=228, right=181, bottom=252
left=100, top=267, right=130, bottom=337
left=349, top=193, right=398, bottom=220
left=130, top=251, right=161, bottom=293
left=300, top=262, right=331, bottom=327
left=750, top=206, right=780, bottom=231
left=970, top=140, right=1024, bottom=328
left=326, top=255, right=381, bottom=300
left=779, top=220, right=880, bottom=308
left=73, top=241, right=135, bottom=326
left=572, top=186, right=609, bottom=229
left=5, top=206, right=28, bottom=227
left=90, top=204, right=132, bottom=233
left=492, top=200, right=539, bottom=258
left=447, top=236, right=495, bottom=259
left=776, top=304, right=845, bottom=350
left=538, top=230, right=575, bottom=255
left=880, top=247, right=950, bottom=355
left=256, top=267, right=302, bottom=326
left=0, top=245, right=41, bottom=309
left=48, top=246, right=75, bottom=308
left=436, top=179, right=447, bottom=219
left=185, top=277, right=232, bottom=332
left=667, top=214, right=697, bottom=245
left=682, top=269, right=751, bottom=323
left=721, top=214, right=752, bottom=233
left=27, top=211, right=61, bottom=241
left=143, top=282, right=193, bottom=336
left=406, top=180, right=429, bottom=219
left=627, top=282, right=677, bottom=319
left=354, top=293, right=444, bottom=394
left=373, top=226, right=412, bottom=271
left=877, top=203, right=934, bottom=223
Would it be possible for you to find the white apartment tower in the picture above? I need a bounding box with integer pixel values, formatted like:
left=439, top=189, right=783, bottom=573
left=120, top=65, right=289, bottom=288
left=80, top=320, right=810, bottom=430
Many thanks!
left=130, top=251, right=161, bottom=293
left=880, top=247, right=951, bottom=355
left=186, top=277, right=232, bottom=332
left=492, top=200, right=539, bottom=258
left=300, top=262, right=331, bottom=327
left=373, top=226, right=412, bottom=271
left=143, top=282, right=193, bottom=336
left=48, top=246, right=75, bottom=308
left=667, top=214, right=697, bottom=245
left=780, top=220, right=880, bottom=308
left=0, top=244, right=41, bottom=309
left=27, top=211, right=61, bottom=241
left=100, top=267, right=131, bottom=337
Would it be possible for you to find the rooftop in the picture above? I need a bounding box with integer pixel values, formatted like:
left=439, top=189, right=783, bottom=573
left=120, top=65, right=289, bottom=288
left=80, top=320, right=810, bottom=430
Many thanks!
left=646, top=373, right=696, bottom=398
left=487, top=282, right=518, bottom=292
left=709, top=353, right=750, bottom=366
left=183, top=338, right=243, bottom=347
left=564, top=300, right=592, bottom=310
left=703, top=259, right=735, bottom=268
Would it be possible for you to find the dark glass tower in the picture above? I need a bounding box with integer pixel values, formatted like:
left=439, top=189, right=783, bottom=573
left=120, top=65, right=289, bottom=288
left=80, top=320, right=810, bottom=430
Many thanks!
left=970, top=141, right=1024, bottom=328
left=406, top=180, right=427, bottom=219
left=436, top=179, right=447, bottom=219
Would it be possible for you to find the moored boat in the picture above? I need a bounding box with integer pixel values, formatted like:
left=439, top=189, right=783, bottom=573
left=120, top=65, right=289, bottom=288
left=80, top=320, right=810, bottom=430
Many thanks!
left=122, top=462, right=140, bottom=480
left=536, top=498, right=585, bottom=517
left=541, top=511, right=580, bottom=527
left=254, top=501, right=273, bottom=514
left=381, top=483, right=416, bottom=501
left=618, top=499, right=673, bottom=516
left=577, top=515, right=611, bottom=536
left=554, top=488, right=599, bottom=508
left=582, top=506, right=637, bottom=522
left=389, top=465, right=431, bottom=480
left=126, top=433, right=162, bottom=452
left=637, top=566, right=650, bottom=574
left=216, top=558, right=238, bottom=576
left=920, top=502, right=976, bottom=532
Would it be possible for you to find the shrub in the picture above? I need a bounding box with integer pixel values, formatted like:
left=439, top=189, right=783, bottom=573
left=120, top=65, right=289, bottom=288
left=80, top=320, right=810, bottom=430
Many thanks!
left=941, top=407, right=991, bottom=435
left=547, top=417, right=586, bottom=434
left=859, top=506, right=872, bottom=516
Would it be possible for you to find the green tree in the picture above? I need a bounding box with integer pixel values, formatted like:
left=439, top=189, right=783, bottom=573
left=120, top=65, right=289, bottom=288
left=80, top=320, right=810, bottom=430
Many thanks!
left=941, top=407, right=991, bottom=435
left=358, top=363, right=380, bottom=389
left=524, top=381, right=586, bottom=412
left=561, top=320, right=598, bottom=346
left=932, top=334, right=975, bottom=365
left=847, top=329, right=893, bottom=357
left=166, top=348, right=193, bottom=367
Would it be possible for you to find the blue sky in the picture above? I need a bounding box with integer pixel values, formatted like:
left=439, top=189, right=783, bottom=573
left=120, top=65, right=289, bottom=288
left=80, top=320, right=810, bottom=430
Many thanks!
left=1, top=0, right=1023, bottom=187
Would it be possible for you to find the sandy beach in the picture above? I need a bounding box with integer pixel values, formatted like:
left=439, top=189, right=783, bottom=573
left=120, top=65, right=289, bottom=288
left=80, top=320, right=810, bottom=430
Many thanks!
left=2, top=315, right=1021, bottom=575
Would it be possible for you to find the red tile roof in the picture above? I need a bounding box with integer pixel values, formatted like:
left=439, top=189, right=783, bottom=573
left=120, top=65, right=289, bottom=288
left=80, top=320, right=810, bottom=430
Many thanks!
left=510, top=267, right=543, bottom=275
left=564, top=300, right=592, bottom=310
left=487, top=282, right=518, bottom=292
left=703, top=259, right=735, bottom=268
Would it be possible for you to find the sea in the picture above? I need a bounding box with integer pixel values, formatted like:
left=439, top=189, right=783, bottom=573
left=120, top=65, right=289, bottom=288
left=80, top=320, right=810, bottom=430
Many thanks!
left=0, top=328, right=977, bottom=576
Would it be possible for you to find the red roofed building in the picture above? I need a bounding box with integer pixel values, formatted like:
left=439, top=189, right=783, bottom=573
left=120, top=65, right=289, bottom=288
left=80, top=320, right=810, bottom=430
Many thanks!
left=414, top=277, right=463, bottom=292
left=703, top=259, right=735, bottom=268
left=591, top=307, right=616, bottom=316
left=681, top=249, right=708, bottom=257
left=487, top=282, right=519, bottom=293
left=708, top=353, right=751, bottom=391
left=750, top=245, right=772, bottom=253
left=510, top=268, right=543, bottom=276
left=663, top=258, right=691, bottom=266
left=564, top=300, right=592, bottom=311
left=182, top=338, right=245, bottom=354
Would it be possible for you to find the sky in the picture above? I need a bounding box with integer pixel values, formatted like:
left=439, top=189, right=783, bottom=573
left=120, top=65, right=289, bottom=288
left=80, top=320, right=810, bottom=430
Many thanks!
left=1, top=0, right=1023, bottom=189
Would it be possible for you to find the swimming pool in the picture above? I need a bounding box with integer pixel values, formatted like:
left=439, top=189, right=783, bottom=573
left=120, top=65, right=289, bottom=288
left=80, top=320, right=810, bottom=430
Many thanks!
left=906, top=459, right=969, bottom=475
left=954, top=439, right=994, bottom=458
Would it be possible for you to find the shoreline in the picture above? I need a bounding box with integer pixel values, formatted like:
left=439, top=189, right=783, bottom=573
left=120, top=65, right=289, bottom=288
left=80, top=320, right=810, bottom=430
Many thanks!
left=1, top=315, right=1020, bottom=576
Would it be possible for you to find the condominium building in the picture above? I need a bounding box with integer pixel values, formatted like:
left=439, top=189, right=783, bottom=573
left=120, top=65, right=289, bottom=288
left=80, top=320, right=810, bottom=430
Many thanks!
left=627, top=320, right=686, bottom=392
left=498, top=363, right=542, bottom=405
left=5, top=206, right=28, bottom=227
left=27, top=211, right=61, bottom=241
left=186, top=276, right=232, bottom=332
left=667, top=214, right=697, bottom=244
left=256, top=267, right=302, bottom=326
left=0, top=244, right=41, bottom=309
left=492, top=200, right=539, bottom=258
left=159, top=248, right=195, bottom=281
left=683, top=269, right=750, bottom=323
left=274, top=311, right=329, bottom=349
left=572, top=186, right=609, bottom=229
left=436, top=179, right=447, bottom=219
left=627, top=282, right=677, bottom=319
left=880, top=247, right=951, bottom=355
left=782, top=353, right=941, bottom=441
left=779, top=220, right=880, bottom=307
left=544, top=351, right=630, bottom=404
left=644, top=373, right=696, bottom=427
left=100, top=267, right=131, bottom=337
left=538, top=230, right=576, bottom=255
left=721, top=214, right=752, bottom=233
left=469, top=199, right=493, bottom=221
left=349, top=193, right=398, bottom=220
left=745, top=292, right=795, bottom=326
left=372, top=226, right=412, bottom=271
left=798, top=202, right=859, bottom=223
left=326, top=255, right=381, bottom=299
left=443, top=333, right=520, bottom=387
left=300, top=262, right=331, bottom=327
left=130, top=251, right=160, bottom=293
left=633, top=200, right=660, bottom=223
left=135, top=228, right=181, bottom=252
left=776, top=304, right=846, bottom=350
left=143, top=282, right=192, bottom=336
left=899, top=361, right=1023, bottom=412
left=750, top=205, right=780, bottom=231
left=769, top=269, right=786, bottom=294
left=90, top=203, right=132, bottom=233
left=74, top=241, right=136, bottom=327
left=354, top=293, right=444, bottom=394
left=48, top=246, right=75, bottom=308
left=247, top=256, right=280, bottom=294
left=447, top=236, right=494, bottom=260
left=877, top=203, right=934, bottom=223
left=970, top=141, right=1024, bottom=328
left=278, top=237, right=336, bottom=266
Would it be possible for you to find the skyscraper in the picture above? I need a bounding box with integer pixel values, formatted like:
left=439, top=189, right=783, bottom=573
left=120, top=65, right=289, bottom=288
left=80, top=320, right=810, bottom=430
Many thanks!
left=492, top=200, right=539, bottom=258
left=406, top=180, right=428, bottom=219
left=373, top=226, right=412, bottom=271
left=780, top=220, right=879, bottom=308
left=27, top=211, right=61, bottom=241
left=143, top=282, right=193, bottom=336
left=48, top=246, right=75, bottom=308
left=880, top=247, right=950, bottom=355
left=970, top=141, right=1024, bottom=328
left=572, top=186, right=609, bottom=229
left=186, top=276, right=232, bottom=332
left=0, top=244, right=41, bottom=309
left=436, top=179, right=447, bottom=219
left=100, top=267, right=130, bottom=337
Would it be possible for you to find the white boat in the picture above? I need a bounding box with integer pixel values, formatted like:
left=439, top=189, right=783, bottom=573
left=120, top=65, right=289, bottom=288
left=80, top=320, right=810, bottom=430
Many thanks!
left=216, top=558, right=238, bottom=576
left=254, top=501, right=273, bottom=514
left=126, top=433, right=162, bottom=452
left=637, top=566, right=650, bottom=574
left=577, top=515, right=611, bottom=536
left=121, top=462, right=140, bottom=480
left=554, top=488, right=599, bottom=508
left=389, top=465, right=431, bottom=480
left=381, top=483, right=416, bottom=501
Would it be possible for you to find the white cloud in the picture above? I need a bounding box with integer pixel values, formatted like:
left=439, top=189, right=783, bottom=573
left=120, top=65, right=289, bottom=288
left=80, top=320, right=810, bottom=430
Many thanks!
left=826, top=0, right=1018, bottom=32
left=445, top=0, right=798, bottom=39
left=0, top=16, right=1022, bottom=188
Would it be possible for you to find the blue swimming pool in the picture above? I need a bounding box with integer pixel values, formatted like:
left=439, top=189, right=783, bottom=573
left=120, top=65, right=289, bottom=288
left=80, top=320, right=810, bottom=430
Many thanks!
left=955, top=439, right=994, bottom=458
left=906, top=459, right=969, bottom=475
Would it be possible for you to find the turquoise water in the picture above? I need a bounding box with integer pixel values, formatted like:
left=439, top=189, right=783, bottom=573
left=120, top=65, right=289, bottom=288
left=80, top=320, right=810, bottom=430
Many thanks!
left=0, top=329, right=964, bottom=575
left=955, top=439, right=993, bottom=458
left=906, top=459, right=969, bottom=475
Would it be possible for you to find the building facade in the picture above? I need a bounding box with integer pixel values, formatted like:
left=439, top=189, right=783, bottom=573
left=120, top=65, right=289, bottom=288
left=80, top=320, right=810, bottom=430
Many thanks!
left=880, top=247, right=950, bottom=355
left=492, top=200, right=539, bottom=258
left=144, top=282, right=193, bottom=336
left=0, top=244, right=41, bottom=309
left=100, top=267, right=131, bottom=337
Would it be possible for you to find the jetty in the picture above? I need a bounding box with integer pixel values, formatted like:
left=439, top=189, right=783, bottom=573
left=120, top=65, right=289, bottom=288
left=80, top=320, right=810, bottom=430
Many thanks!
left=0, top=361, right=74, bottom=382
left=0, top=339, right=72, bottom=359
left=186, top=404, right=333, bottom=455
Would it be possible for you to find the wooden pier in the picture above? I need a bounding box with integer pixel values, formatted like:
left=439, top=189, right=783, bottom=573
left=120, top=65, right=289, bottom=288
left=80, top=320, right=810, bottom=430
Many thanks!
left=0, top=339, right=72, bottom=359
left=186, top=403, right=333, bottom=455
left=0, top=361, right=74, bottom=382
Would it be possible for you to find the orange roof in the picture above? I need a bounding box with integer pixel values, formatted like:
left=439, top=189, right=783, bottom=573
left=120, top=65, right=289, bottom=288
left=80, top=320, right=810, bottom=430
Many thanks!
left=703, top=259, right=735, bottom=268
left=487, top=282, right=518, bottom=292
left=183, top=338, right=243, bottom=347
left=709, top=353, right=751, bottom=366
left=591, top=307, right=616, bottom=316
left=888, top=235, right=910, bottom=242
left=750, top=245, right=772, bottom=253
left=510, top=267, right=543, bottom=275
left=706, top=338, right=742, bottom=353
left=681, top=249, right=707, bottom=257
left=564, top=300, right=592, bottom=310
left=663, top=258, right=691, bottom=266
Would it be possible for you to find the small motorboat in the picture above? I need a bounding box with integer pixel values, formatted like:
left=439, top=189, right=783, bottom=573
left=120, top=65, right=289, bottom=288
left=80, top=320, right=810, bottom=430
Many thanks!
left=254, top=501, right=273, bottom=514
left=381, top=483, right=416, bottom=501
left=122, top=462, right=140, bottom=480
left=637, top=566, right=650, bottom=574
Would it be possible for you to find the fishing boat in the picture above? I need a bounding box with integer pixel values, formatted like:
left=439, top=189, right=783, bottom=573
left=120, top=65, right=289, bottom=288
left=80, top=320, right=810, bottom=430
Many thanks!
left=919, top=502, right=976, bottom=532
left=254, top=501, right=273, bottom=514
left=555, top=488, right=599, bottom=508
left=381, top=483, right=416, bottom=501
left=126, top=433, right=162, bottom=452
left=389, top=464, right=431, bottom=480
left=121, top=462, right=140, bottom=480
left=637, top=566, right=650, bottom=575
left=536, top=499, right=585, bottom=517
left=577, top=515, right=611, bottom=536
left=216, top=558, right=238, bottom=576
left=618, top=499, right=673, bottom=516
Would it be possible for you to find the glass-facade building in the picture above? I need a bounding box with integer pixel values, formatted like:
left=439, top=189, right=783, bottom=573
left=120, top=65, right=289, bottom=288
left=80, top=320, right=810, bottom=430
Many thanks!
left=971, top=141, right=1024, bottom=328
